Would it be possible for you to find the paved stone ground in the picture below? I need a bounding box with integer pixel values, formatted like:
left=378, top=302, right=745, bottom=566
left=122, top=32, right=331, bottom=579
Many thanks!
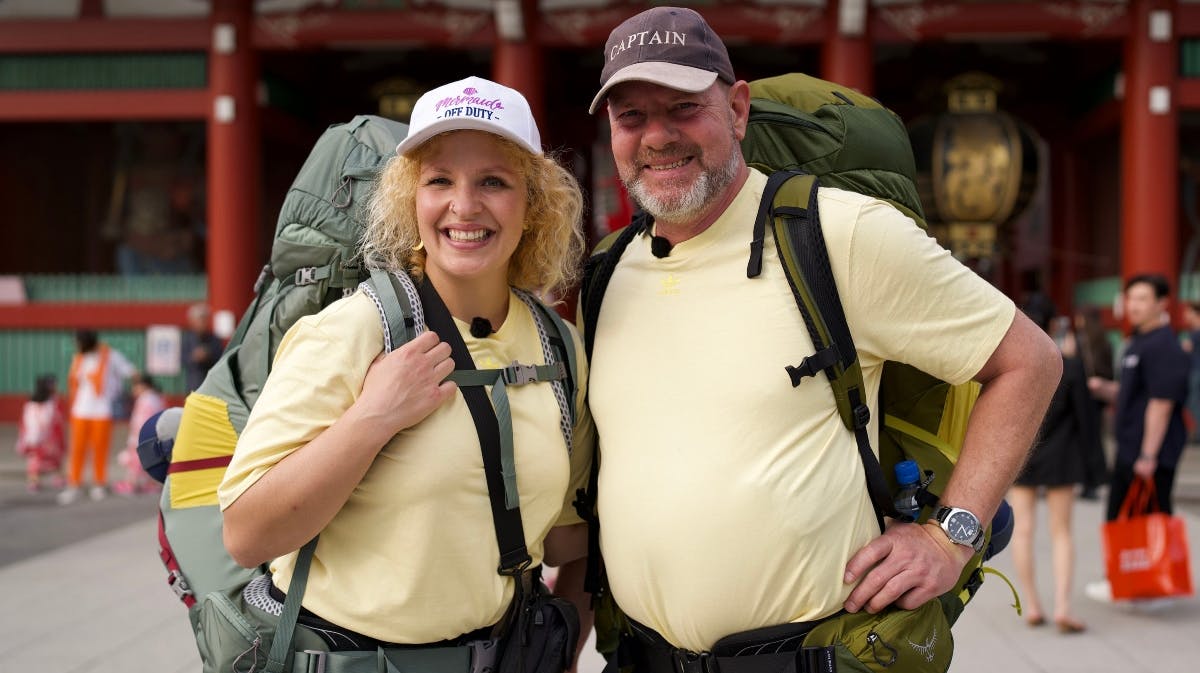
left=0, top=423, right=159, bottom=567
left=2, top=422, right=1198, bottom=672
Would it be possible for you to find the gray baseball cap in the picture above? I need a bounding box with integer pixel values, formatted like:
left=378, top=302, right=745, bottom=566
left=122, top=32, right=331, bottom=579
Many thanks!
left=589, top=6, right=735, bottom=114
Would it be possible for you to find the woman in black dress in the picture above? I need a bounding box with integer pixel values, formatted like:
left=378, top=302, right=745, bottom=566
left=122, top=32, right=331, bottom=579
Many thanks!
left=1009, top=315, right=1096, bottom=633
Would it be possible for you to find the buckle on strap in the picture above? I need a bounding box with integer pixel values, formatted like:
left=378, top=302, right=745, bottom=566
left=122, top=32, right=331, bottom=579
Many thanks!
left=299, top=649, right=327, bottom=673
left=468, top=639, right=501, bottom=673
left=295, top=267, right=319, bottom=286
left=502, top=362, right=539, bottom=385
left=167, top=570, right=192, bottom=599
left=785, top=347, right=840, bottom=387
left=673, top=650, right=717, bottom=673
left=852, top=403, right=871, bottom=429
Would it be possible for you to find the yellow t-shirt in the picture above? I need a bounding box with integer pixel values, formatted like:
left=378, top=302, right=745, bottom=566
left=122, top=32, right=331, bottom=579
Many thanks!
left=589, top=169, right=1014, bottom=651
left=218, top=289, right=594, bottom=644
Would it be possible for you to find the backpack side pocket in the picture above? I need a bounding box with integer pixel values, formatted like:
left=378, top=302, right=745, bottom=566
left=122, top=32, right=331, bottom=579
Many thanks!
left=802, top=599, right=953, bottom=673
left=193, top=584, right=279, bottom=673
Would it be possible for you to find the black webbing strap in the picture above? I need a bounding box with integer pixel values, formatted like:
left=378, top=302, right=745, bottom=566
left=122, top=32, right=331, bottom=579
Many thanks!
left=418, top=278, right=531, bottom=576
left=747, top=170, right=802, bottom=279
left=762, top=170, right=894, bottom=532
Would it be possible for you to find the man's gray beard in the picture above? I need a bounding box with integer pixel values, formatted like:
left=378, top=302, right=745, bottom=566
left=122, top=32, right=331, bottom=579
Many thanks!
left=624, top=147, right=742, bottom=226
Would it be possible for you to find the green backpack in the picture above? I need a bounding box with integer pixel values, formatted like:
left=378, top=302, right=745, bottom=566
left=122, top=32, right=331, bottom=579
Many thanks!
left=138, top=115, right=581, bottom=671
left=576, top=73, right=1008, bottom=673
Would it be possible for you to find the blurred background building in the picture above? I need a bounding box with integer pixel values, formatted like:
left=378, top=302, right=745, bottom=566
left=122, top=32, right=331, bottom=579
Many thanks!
left=0, top=0, right=1195, bottom=419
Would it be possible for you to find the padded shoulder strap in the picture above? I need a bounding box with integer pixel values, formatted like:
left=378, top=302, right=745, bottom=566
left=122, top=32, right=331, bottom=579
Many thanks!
left=361, top=269, right=423, bottom=352
left=760, top=170, right=894, bottom=528
left=522, top=293, right=579, bottom=431
left=766, top=172, right=865, bottom=422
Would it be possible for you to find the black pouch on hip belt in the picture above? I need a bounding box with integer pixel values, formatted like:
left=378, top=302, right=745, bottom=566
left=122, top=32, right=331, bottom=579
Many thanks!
left=498, top=577, right=580, bottom=673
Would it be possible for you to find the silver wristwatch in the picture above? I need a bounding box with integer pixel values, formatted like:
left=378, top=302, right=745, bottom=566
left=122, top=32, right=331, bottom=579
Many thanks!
left=932, top=505, right=985, bottom=553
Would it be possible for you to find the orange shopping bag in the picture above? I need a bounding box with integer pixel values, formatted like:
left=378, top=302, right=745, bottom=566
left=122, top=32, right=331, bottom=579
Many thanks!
left=1102, top=477, right=1194, bottom=600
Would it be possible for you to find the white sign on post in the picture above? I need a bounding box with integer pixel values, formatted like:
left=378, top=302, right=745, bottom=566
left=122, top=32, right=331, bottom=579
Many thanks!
left=146, top=325, right=182, bottom=376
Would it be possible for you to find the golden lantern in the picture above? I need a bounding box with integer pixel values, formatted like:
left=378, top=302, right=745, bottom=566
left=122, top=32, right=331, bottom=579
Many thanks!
left=911, top=73, right=1038, bottom=262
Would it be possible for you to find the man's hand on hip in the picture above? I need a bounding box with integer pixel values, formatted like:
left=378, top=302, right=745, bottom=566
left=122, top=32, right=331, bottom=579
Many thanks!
left=842, top=521, right=974, bottom=614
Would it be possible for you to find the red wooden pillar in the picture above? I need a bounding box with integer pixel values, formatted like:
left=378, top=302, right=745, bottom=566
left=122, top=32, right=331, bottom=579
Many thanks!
left=1121, top=0, right=1179, bottom=303
left=207, top=0, right=261, bottom=335
left=821, top=0, right=873, bottom=95
left=1051, top=146, right=1083, bottom=313
left=493, top=0, right=544, bottom=132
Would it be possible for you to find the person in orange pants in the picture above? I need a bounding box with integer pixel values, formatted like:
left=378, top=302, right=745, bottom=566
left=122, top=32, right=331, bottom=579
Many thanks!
left=58, top=329, right=136, bottom=505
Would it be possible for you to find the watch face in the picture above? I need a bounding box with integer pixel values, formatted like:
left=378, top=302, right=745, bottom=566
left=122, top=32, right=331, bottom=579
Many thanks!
left=946, top=510, right=980, bottom=542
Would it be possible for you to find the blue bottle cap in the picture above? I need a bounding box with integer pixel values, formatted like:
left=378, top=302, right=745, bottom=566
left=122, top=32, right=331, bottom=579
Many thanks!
left=894, top=459, right=920, bottom=486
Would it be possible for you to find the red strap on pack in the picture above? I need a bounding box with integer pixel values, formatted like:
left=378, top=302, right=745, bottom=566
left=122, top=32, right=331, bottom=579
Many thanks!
left=157, top=510, right=196, bottom=608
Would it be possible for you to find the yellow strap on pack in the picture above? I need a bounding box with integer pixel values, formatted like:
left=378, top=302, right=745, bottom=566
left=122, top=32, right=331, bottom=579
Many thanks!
left=882, top=415, right=957, bottom=464
left=978, top=566, right=1022, bottom=616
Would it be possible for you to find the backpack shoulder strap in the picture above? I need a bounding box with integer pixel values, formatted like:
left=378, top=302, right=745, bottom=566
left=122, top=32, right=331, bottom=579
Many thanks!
left=580, top=212, right=651, bottom=359
left=759, top=170, right=894, bottom=529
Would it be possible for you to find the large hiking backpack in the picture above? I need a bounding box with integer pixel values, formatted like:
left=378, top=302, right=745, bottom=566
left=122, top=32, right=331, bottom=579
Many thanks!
left=139, top=115, right=581, bottom=619
left=576, top=73, right=1008, bottom=663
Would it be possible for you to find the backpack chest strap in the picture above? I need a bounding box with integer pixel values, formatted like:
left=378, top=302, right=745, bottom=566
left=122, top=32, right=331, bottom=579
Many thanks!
left=450, top=362, right=567, bottom=388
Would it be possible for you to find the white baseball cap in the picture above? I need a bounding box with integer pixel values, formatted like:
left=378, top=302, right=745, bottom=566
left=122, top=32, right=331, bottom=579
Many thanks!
left=396, top=76, right=542, bottom=156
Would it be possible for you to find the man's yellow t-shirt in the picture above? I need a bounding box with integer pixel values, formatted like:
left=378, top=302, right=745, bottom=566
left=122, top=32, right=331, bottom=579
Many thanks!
left=589, top=169, right=1014, bottom=651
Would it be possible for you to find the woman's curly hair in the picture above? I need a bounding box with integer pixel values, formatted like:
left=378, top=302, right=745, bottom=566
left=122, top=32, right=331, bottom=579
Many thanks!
left=361, top=130, right=586, bottom=296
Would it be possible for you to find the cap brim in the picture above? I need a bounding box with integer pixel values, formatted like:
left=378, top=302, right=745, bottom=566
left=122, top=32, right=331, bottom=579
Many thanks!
left=396, top=117, right=541, bottom=156
left=588, top=62, right=719, bottom=114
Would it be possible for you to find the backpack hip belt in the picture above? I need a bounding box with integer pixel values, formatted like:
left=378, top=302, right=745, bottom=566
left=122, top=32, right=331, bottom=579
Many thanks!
left=625, top=619, right=837, bottom=673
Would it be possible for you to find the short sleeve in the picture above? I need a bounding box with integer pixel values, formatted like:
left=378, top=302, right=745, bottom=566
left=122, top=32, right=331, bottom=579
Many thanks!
left=823, top=191, right=1016, bottom=384
left=1142, top=337, right=1189, bottom=403
left=218, top=294, right=384, bottom=510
